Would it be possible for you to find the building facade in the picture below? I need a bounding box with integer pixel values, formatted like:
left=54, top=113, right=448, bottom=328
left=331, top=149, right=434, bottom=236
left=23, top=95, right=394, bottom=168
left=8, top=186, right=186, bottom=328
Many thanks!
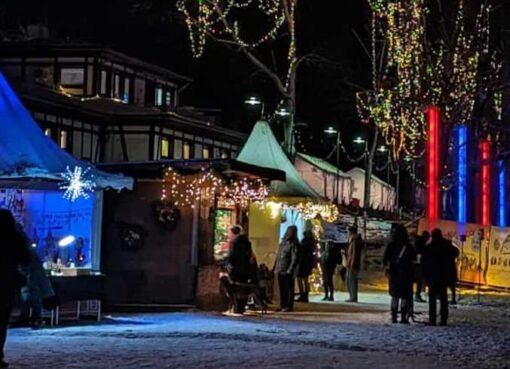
left=0, top=43, right=244, bottom=165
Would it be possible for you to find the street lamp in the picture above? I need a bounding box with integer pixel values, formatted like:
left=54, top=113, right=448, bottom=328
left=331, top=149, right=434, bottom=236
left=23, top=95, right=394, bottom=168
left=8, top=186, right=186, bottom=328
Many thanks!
left=275, top=108, right=291, bottom=117
left=353, top=135, right=371, bottom=253
left=244, top=96, right=265, bottom=118
left=324, top=126, right=341, bottom=204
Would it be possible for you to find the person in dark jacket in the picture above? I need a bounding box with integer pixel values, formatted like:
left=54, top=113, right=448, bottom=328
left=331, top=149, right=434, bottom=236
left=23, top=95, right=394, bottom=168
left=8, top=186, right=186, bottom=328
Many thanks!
left=0, top=210, right=30, bottom=368
left=273, top=225, right=299, bottom=312
left=422, top=228, right=458, bottom=326
left=320, top=241, right=340, bottom=301
left=296, top=229, right=316, bottom=303
left=383, top=224, right=416, bottom=324
left=414, top=230, right=430, bottom=302
left=345, top=226, right=363, bottom=302
left=225, top=225, right=253, bottom=314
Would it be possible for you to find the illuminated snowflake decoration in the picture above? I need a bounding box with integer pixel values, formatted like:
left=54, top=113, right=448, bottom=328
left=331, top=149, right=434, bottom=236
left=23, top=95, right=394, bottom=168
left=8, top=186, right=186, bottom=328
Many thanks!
left=59, top=166, right=96, bottom=202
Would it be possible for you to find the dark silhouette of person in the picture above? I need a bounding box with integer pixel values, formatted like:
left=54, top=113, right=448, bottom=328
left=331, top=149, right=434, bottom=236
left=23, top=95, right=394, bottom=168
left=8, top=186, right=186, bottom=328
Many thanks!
left=273, top=225, right=299, bottom=312
left=422, top=228, right=459, bottom=326
left=345, top=226, right=363, bottom=302
left=321, top=241, right=340, bottom=301
left=295, top=229, right=316, bottom=303
left=0, top=210, right=30, bottom=368
left=225, top=225, right=253, bottom=314
left=383, top=224, right=416, bottom=324
left=414, top=230, right=430, bottom=302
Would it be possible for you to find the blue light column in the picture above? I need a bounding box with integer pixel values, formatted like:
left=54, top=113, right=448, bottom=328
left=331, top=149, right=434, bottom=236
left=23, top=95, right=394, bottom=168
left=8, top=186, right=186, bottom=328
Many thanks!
left=498, top=160, right=506, bottom=227
left=458, top=126, right=467, bottom=224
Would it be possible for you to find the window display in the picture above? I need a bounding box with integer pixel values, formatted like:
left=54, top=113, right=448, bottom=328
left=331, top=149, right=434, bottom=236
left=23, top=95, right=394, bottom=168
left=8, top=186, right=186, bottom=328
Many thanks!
left=213, top=208, right=234, bottom=261
left=0, top=189, right=100, bottom=272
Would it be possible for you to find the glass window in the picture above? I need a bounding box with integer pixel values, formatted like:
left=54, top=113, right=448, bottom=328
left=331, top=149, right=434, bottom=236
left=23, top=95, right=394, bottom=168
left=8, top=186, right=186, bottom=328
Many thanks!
left=183, top=142, right=191, bottom=159
left=155, top=87, right=163, bottom=106
left=194, top=143, right=202, bottom=159
left=100, top=70, right=107, bottom=95
left=203, top=147, right=210, bottom=159
left=60, top=130, right=68, bottom=149
left=165, top=91, right=172, bottom=107
left=134, top=78, right=146, bottom=106
left=60, top=68, right=84, bottom=86
left=174, top=139, right=183, bottom=159
left=44, top=128, right=52, bottom=137
left=114, top=74, right=120, bottom=97
left=161, top=137, right=170, bottom=158
left=123, top=78, right=130, bottom=103
left=221, top=150, right=229, bottom=159
left=213, top=148, right=220, bottom=158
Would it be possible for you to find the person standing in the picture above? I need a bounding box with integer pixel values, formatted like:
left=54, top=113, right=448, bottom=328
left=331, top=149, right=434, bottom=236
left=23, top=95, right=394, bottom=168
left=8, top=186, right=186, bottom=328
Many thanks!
left=296, top=229, right=316, bottom=303
left=225, top=225, right=253, bottom=314
left=273, top=226, right=299, bottom=312
left=414, top=230, right=430, bottom=302
left=320, top=241, right=339, bottom=301
left=422, top=228, right=457, bottom=326
left=0, top=210, right=30, bottom=368
left=345, top=226, right=363, bottom=303
left=447, top=241, right=460, bottom=305
left=383, top=224, right=416, bottom=324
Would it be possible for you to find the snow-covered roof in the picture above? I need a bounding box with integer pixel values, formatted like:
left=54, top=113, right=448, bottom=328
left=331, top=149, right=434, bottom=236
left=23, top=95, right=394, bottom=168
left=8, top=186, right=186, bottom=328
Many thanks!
left=0, top=72, right=133, bottom=191
left=237, top=121, right=318, bottom=199
left=296, top=152, right=349, bottom=177
left=346, top=167, right=393, bottom=188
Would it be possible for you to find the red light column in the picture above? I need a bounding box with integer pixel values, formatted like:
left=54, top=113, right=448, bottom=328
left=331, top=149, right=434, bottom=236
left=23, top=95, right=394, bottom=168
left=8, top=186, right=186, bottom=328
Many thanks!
left=427, top=106, right=440, bottom=224
left=481, top=140, right=491, bottom=226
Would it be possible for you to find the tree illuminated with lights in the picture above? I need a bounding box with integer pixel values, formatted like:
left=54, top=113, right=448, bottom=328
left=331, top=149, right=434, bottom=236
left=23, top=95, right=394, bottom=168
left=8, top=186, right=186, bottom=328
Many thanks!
left=357, top=0, right=500, bottom=161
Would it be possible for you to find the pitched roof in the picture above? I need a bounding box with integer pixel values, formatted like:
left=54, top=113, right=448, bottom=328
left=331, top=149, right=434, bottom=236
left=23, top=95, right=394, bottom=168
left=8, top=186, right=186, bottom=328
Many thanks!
left=237, top=121, right=318, bottom=199
left=346, top=167, right=393, bottom=188
left=0, top=72, right=132, bottom=190
left=296, top=152, right=349, bottom=177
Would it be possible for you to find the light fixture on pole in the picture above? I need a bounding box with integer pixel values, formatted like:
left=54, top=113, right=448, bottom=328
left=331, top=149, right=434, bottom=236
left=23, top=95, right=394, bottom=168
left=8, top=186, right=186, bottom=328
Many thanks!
left=276, top=108, right=291, bottom=117
left=244, top=96, right=264, bottom=119
left=324, top=126, right=341, bottom=204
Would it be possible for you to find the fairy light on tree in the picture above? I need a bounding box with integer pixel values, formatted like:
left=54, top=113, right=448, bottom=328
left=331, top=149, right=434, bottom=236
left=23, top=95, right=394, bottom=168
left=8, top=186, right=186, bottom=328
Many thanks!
left=358, top=0, right=499, bottom=161
left=177, top=0, right=330, bottom=156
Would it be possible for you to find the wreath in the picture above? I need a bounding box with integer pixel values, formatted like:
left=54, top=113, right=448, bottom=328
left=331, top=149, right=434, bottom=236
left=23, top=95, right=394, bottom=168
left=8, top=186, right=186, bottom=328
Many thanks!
left=153, top=200, right=181, bottom=231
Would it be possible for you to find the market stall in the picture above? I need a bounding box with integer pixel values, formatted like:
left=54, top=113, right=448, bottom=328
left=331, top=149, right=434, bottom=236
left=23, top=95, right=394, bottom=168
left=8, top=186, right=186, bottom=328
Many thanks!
left=0, top=72, right=133, bottom=323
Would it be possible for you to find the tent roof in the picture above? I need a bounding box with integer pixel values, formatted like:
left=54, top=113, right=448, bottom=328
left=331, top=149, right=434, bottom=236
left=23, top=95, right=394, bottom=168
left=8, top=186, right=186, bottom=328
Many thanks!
left=296, top=152, right=349, bottom=177
left=346, top=167, right=394, bottom=188
left=0, top=73, right=132, bottom=191
left=237, top=121, right=318, bottom=199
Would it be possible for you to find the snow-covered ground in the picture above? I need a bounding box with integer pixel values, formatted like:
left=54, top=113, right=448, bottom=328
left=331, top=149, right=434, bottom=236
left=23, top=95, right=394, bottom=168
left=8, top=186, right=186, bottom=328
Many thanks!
left=5, top=291, right=510, bottom=369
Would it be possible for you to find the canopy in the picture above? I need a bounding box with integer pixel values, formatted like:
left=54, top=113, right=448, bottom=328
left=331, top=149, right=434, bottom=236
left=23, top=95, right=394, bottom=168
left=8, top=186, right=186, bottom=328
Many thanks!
left=237, top=120, right=318, bottom=199
left=0, top=72, right=133, bottom=190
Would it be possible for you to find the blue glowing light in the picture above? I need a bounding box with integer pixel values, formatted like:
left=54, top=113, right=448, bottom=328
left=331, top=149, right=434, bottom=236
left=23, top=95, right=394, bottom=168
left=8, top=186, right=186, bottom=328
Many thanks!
left=458, top=126, right=467, bottom=224
left=498, top=160, right=506, bottom=227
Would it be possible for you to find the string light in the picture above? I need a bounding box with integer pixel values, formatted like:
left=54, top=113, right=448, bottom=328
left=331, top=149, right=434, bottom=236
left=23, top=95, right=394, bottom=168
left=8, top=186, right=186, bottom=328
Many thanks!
left=161, top=166, right=269, bottom=208
left=359, top=1, right=495, bottom=161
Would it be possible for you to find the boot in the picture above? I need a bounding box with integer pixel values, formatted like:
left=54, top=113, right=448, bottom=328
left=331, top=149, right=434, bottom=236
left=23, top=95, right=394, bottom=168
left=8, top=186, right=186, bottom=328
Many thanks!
left=321, top=295, right=329, bottom=301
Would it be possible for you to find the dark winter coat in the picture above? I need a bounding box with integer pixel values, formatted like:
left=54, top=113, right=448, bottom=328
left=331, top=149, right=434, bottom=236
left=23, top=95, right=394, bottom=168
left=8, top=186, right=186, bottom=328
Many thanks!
left=21, top=248, right=54, bottom=303
left=0, top=230, right=30, bottom=307
left=383, top=241, right=416, bottom=299
left=225, top=235, right=253, bottom=283
left=320, top=242, right=341, bottom=270
left=274, top=238, right=299, bottom=276
left=422, top=238, right=459, bottom=288
left=296, top=232, right=316, bottom=278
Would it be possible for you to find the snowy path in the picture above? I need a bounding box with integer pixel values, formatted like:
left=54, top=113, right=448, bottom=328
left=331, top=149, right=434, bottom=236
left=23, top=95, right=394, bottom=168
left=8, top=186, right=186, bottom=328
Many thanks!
left=5, top=292, right=510, bottom=369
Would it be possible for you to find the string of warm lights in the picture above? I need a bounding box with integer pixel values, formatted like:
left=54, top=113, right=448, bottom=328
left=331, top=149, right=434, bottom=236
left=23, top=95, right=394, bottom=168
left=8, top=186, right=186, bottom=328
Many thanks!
left=359, top=0, right=496, bottom=161
left=161, top=166, right=269, bottom=208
